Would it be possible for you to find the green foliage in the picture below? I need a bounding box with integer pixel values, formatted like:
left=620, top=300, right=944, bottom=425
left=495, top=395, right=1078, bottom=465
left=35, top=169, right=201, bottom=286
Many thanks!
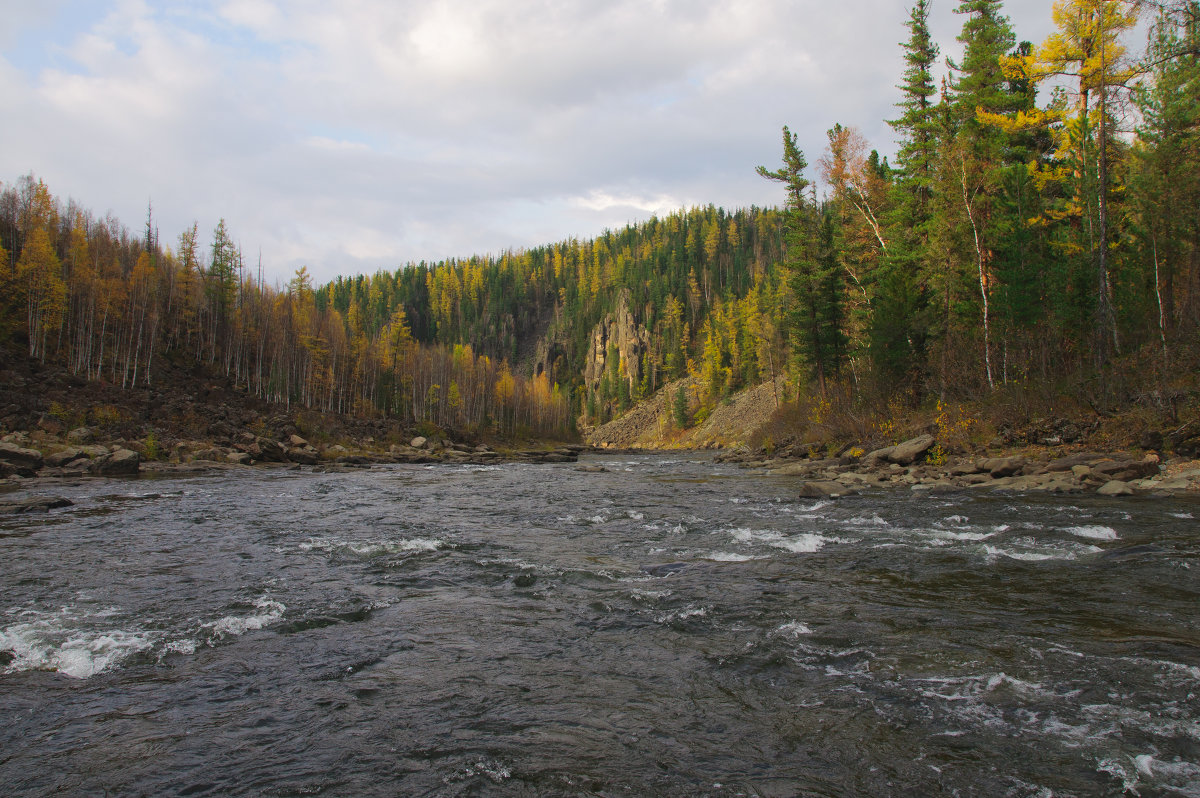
left=144, top=431, right=160, bottom=461
left=672, top=385, right=690, bottom=429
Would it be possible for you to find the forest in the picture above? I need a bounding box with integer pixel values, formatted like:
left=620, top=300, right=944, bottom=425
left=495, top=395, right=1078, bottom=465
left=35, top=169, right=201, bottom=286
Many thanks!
left=1, top=0, right=1197, bottom=443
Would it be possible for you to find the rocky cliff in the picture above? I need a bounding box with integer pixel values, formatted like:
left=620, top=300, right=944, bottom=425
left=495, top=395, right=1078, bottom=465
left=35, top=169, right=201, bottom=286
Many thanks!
left=581, top=288, right=649, bottom=394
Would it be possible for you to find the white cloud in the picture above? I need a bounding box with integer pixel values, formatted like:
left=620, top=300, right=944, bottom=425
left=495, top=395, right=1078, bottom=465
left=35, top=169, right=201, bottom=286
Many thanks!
left=569, top=189, right=689, bottom=216
left=0, top=0, right=1072, bottom=285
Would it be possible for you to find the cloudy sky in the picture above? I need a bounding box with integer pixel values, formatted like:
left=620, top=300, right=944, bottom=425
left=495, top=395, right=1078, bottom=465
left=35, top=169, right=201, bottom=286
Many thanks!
left=1, top=0, right=1063, bottom=284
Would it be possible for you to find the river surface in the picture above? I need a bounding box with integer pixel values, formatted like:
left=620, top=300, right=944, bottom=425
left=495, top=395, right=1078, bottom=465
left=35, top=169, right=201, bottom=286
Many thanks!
left=1, top=453, right=1198, bottom=796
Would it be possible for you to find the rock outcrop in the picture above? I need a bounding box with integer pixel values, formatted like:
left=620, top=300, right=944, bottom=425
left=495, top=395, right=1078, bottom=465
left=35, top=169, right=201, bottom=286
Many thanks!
left=0, top=441, right=45, bottom=470
left=88, top=448, right=141, bottom=476
left=886, top=435, right=935, bottom=466
left=748, top=446, right=1192, bottom=497
left=582, top=288, right=650, bottom=396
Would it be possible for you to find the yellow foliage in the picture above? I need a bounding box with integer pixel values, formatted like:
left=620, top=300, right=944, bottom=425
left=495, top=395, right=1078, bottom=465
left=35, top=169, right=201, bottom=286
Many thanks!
left=809, top=397, right=832, bottom=426
left=933, top=400, right=979, bottom=450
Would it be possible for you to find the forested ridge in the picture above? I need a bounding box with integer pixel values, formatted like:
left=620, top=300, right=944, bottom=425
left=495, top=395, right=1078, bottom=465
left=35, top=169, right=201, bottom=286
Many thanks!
left=2, top=0, right=1198, bottom=445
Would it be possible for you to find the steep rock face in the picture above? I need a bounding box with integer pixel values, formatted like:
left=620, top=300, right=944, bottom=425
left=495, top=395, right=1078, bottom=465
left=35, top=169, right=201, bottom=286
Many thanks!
left=582, top=288, right=649, bottom=394
left=532, top=313, right=573, bottom=388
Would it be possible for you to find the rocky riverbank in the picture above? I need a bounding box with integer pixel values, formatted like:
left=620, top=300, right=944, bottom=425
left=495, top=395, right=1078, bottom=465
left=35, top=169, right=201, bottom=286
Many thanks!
left=0, top=346, right=591, bottom=500
left=719, top=433, right=1200, bottom=499
left=0, top=427, right=592, bottom=503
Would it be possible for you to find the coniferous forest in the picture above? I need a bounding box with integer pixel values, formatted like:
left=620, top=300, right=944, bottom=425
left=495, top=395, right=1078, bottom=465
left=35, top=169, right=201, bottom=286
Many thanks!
left=2, top=0, right=1198, bottom=443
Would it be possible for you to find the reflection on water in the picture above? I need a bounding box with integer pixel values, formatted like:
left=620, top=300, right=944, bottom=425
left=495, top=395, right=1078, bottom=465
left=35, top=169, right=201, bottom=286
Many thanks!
left=1, top=454, right=1198, bottom=796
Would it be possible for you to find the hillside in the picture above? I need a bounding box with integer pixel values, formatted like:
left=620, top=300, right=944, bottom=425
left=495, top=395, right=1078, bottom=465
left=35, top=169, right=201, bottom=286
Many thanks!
left=2, top=2, right=1199, bottom=451
left=589, top=376, right=785, bottom=451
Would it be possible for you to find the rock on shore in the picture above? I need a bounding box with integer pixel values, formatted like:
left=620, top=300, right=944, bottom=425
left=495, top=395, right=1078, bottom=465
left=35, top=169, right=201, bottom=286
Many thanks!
left=727, top=434, right=1199, bottom=498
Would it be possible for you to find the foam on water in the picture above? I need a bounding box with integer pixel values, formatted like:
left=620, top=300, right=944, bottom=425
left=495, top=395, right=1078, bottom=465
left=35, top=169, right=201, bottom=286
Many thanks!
left=1096, top=757, right=1142, bottom=794
left=460, top=759, right=512, bottom=783
left=773, top=620, right=813, bottom=638
left=727, top=527, right=833, bottom=554
left=1066, top=525, right=1119, bottom=541
left=847, top=514, right=890, bottom=528
left=704, top=551, right=759, bottom=562
left=656, top=605, right=708, bottom=624
left=0, top=607, right=156, bottom=679
left=203, top=596, right=285, bottom=639
left=162, top=638, right=197, bottom=656
left=300, top=536, right=446, bottom=558
left=775, top=533, right=831, bottom=553
left=927, top=528, right=998, bottom=544
left=984, top=539, right=1103, bottom=562
left=629, top=589, right=672, bottom=603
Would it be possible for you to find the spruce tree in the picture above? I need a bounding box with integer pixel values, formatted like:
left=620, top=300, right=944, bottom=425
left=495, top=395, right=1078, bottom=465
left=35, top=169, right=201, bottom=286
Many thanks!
left=758, top=127, right=845, bottom=394
left=877, top=0, right=940, bottom=386
left=891, top=0, right=941, bottom=220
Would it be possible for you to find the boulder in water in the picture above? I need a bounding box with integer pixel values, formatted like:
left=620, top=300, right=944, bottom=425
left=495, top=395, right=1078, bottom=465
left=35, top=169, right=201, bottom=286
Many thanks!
left=796, top=480, right=858, bottom=498
left=0, top=495, right=73, bottom=514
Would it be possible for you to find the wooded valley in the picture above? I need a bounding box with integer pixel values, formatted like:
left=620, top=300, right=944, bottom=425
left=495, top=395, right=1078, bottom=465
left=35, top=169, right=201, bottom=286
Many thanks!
left=2, top=0, right=1197, bottom=442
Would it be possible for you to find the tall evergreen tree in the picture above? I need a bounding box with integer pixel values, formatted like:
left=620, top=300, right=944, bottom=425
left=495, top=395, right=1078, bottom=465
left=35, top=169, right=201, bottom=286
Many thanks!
left=891, top=0, right=941, bottom=220
left=879, top=1, right=940, bottom=387
left=758, top=127, right=845, bottom=394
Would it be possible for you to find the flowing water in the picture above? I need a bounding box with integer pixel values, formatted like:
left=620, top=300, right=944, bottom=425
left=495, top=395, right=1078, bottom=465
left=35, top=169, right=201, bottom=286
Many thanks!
left=1, top=453, right=1199, bottom=796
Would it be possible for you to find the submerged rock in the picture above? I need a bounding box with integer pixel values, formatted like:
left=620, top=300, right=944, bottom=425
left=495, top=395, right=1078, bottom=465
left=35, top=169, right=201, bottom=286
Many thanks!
left=795, top=480, right=858, bottom=498
left=0, top=495, right=73, bottom=513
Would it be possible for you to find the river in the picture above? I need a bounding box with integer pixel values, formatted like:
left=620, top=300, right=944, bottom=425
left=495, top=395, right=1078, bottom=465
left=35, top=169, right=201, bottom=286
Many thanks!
left=1, top=453, right=1198, bottom=796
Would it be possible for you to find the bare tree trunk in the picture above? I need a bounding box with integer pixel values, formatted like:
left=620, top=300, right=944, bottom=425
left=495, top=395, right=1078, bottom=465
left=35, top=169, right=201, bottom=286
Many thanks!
left=1152, top=233, right=1168, bottom=364
left=960, top=155, right=994, bottom=391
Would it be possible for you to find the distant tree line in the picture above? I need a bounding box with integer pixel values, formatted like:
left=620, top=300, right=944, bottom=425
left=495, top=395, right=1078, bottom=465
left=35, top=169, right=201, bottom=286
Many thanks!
left=0, top=180, right=570, bottom=437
